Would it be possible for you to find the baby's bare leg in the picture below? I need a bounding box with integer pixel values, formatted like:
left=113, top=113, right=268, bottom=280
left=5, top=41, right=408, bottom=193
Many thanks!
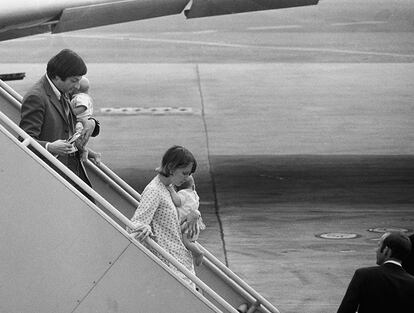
left=81, top=149, right=89, bottom=162
left=87, top=148, right=102, bottom=164
left=182, top=234, right=204, bottom=266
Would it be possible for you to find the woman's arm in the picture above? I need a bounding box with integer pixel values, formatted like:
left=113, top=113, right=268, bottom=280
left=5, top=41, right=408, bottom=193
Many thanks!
left=129, top=185, right=160, bottom=241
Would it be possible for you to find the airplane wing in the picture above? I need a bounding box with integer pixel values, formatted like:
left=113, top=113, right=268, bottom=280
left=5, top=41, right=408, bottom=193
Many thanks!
left=185, top=0, right=319, bottom=18
left=0, top=0, right=319, bottom=42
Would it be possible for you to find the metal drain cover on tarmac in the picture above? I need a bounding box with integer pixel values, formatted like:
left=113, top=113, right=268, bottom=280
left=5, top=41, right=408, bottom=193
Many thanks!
left=316, top=232, right=360, bottom=240
left=367, top=227, right=411, bottom=233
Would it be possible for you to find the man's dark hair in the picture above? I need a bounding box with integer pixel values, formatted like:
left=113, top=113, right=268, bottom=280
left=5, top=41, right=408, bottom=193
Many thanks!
left=382, top=232, right=412, bottom=261
left=46, top=49, right=87, bottom=81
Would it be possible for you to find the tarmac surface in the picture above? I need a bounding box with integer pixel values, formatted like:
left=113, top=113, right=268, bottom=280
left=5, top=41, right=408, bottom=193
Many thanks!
left=1, top=0, right=414, bottom=312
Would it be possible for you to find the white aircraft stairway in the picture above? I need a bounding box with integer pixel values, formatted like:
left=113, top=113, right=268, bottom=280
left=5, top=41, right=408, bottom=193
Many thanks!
left=0, top=79, right=280, bottom=313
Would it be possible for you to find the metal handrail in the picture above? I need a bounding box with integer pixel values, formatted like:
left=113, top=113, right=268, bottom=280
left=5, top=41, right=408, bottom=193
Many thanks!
left=93, top=161, right=142, bottom=201
left=198, top=244, right=280, bottom=313
left=85, top=159, right=139, bottom=207
left=0, top=108, right=239, bottom=313
left=1, top=80, right=280, bottom=313
left=0, top=79, right=22, bottom=107
left=201, top=258, right=272, bottom=313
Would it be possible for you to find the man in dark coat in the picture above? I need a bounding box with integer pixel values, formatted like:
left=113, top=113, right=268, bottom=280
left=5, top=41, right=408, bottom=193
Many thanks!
left=19, top=49, right=100, bottom=196
left=337, top=231, right=414, bottom=313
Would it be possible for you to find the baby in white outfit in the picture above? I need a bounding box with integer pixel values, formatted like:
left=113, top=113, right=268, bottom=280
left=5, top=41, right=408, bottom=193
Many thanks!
left=70, top=77, right=101, bottom=164
left=168, top=176, right=205, bottom=266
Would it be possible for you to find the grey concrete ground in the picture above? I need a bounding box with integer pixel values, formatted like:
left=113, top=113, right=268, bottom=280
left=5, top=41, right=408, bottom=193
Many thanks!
left=2, top=0, right=414, bottom=312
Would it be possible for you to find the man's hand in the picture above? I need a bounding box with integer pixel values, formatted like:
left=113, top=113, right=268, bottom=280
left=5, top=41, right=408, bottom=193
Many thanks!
left=78, top=118, right=96, bottom=147
left=47, top=139, right=75, bottom=156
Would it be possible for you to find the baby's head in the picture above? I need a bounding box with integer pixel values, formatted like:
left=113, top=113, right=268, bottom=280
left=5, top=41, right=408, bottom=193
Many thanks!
left=73, top=76, right=90, bottom=95
left=177, top=175, right=195, bottom=191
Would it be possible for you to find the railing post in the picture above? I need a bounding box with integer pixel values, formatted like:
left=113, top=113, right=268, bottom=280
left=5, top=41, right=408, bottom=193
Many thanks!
left=21, top=137, right=31, bottom=146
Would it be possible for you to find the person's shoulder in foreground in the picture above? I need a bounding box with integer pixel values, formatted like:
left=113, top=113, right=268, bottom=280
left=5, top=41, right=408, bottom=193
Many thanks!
left=337, top=231, right=414, bottom=313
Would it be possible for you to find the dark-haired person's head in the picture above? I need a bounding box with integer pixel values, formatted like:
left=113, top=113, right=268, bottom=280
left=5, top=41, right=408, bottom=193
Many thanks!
left=47, top=49, right=87, bottom=94
left=376, top=232, right=412, bottom=265
left=158, top=145, right=197, bottom=177
left=47, top=49, right=87, bottom=80
left=157, top=146, right=197, bottom=187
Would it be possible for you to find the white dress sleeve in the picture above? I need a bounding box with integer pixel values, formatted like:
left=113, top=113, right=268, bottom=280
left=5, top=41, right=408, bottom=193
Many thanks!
left=131, top=184, right=160, bottom=227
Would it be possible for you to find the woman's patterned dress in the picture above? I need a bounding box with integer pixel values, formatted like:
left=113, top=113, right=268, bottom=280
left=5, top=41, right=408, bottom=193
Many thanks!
left=131, top=175, right=195, bottom=284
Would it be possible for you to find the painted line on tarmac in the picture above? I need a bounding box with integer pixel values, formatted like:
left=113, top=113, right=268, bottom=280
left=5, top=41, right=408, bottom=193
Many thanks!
left=191, top=30, right=218, bottom=34
left=62, top=33, right=414, bottom=59
left=331, top=21, right=388, bottom=26
left=161, top=30, right=217, bottom=35
left=247, top=25, right=302, bottom=30
left=98, top=106, right=199, bottom=115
